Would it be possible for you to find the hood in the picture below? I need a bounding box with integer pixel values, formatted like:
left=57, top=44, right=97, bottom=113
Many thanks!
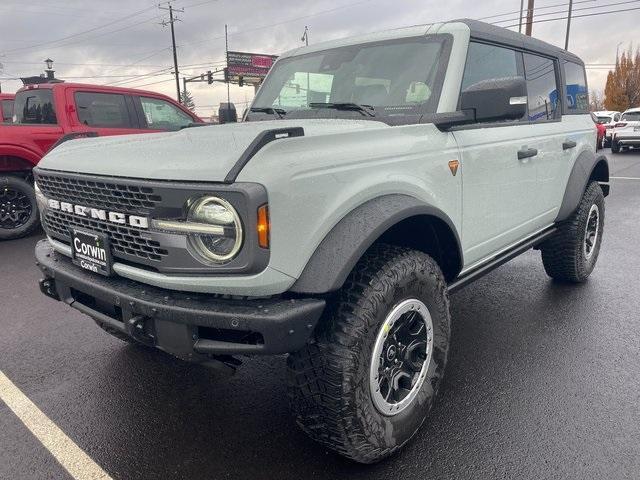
left=38, top=119, right=387, bottom=182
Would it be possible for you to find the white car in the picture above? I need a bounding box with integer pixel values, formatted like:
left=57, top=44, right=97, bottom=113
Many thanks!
left=593, top=110, right=621, bottom=147
left=612, top=107, right=640, bottom=153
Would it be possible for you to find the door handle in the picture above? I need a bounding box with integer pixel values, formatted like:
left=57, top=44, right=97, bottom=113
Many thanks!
left=517, top=148, right=538, bottom=160
left=562, top=140, right=577, bottom=150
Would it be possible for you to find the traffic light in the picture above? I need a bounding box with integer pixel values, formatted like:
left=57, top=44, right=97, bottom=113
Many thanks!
left=238, top=76, right=244, bottom=87
left=207, top=70, right=213, bottom=84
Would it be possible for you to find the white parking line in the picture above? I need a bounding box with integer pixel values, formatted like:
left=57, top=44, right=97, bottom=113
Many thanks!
left=610, top=176, right=640, bottom=180
left=0, top=370, right=112, bottom=480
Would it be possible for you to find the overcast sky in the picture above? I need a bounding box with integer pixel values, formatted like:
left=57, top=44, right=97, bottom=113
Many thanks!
left=0, top=0, right=636, bottom=117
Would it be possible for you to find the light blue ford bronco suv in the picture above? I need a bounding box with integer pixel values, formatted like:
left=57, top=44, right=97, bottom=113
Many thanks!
left=34, top=19, right=609, bottom=463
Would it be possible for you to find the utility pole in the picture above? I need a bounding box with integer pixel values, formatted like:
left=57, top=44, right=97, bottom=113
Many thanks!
left=564, top=0, right=573, bottom=50
left=302, top=26, right=309, bottom=102
left=225, top=24, right=230, bottom=106
left=525, top=0, right=535, bottom=36
left=518, top=0, right=524, bottom=33
left=160, top=3, right=184, bottom=103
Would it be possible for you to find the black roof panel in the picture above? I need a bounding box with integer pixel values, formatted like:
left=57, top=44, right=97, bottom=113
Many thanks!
left=449, top=18, right=584, bottom=65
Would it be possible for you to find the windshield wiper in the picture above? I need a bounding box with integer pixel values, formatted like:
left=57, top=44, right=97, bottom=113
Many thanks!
left=250, top=107, right=287, bottom=119
left=308, top=102, right=375, bottom=117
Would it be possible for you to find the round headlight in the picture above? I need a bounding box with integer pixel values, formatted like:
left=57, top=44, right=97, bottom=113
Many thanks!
left=188, top=196, right=243, bottom=263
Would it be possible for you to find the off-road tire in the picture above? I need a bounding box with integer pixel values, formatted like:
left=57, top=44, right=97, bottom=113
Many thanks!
left=611, top=140, right=620, bottom=153
left=287, top=244, right=451, bottom=463
left=540, top=181, right=604, bottom=282
left=0, top=176, right=40, bottom=240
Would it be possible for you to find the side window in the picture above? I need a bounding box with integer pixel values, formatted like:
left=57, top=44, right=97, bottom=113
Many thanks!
left=563, top=60, right=588, bottom=113
left=13, top=89, right=57, bottom=125
left=523, top=53, right=559, bottom=122
left=614, top=113, right=620, bottom=121
left=140, top=97, right=193, bottom=130
left=75, top=92, right=133, bottom=128
left=1, top=100, right=13, bottom=122
left=461, top=42, right=519, bottom=91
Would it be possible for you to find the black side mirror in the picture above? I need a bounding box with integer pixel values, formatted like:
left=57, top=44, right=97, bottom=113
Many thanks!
left=460, top=76, right=527, bottom=123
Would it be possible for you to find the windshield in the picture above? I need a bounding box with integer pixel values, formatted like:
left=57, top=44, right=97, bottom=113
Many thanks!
left=13, top=89, right=57, bottom=125
left=596, top=116, right=612, bottom=124
left=1, top=99, right=13, bottom=122
left=621, top=111, right=640, bottom=122
left=247, top=35, right=450, bottom=124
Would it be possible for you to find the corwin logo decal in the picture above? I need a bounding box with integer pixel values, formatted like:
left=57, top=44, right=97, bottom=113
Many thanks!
left=47, top=199, right=149, bottom=229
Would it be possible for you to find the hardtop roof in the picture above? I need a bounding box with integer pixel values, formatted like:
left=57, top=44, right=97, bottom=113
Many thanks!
left=454, top=18, right=584, bottom=65
left=279, top=18, right=584, bottom=65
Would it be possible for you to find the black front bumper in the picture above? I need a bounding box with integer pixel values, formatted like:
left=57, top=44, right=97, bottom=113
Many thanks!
left=35, top=240, right=325, bottom=361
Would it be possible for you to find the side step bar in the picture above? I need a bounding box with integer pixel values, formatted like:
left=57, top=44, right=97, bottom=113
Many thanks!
left=447, top=227, right=557, bottom=294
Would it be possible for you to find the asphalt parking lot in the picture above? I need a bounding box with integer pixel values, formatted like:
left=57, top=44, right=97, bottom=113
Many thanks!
left=1, top=149, right=639, bottom=480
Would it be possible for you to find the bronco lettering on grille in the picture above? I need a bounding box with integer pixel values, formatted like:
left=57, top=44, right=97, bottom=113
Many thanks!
left=46, top=199, right=149, bottom=229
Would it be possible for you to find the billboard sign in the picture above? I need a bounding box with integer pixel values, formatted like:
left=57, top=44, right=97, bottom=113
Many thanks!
left=226, top=51, right=278, bottom=84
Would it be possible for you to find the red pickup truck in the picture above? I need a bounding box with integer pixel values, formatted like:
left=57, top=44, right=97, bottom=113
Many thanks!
left=0, top=83, right=202, bottom=240
left=0, top=93, right=14, bottom=123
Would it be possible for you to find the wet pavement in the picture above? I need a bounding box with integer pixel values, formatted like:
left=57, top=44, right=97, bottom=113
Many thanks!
left=1, top=149, right=639, bottom=479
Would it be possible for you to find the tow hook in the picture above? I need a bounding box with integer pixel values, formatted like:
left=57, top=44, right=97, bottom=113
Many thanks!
left=39, top=278, right=59, bottom=300
left=128, top=315, right=155, bottom=346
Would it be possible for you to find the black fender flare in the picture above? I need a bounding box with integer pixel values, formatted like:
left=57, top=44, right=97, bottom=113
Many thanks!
left=290, top=194, right=462, bottom=294
left=555, top=152, right=609, bottom=222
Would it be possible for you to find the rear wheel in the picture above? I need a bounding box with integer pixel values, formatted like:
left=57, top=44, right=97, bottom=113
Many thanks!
left=611, top=140, right=620, bottom=153
left=540, top=181, right=604, bottom=282
left=287, top=245, right=450, bottom=463
left=0, top=176, right=40, bottom=240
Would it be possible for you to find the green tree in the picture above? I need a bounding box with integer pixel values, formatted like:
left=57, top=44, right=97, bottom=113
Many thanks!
left=180, top=89, right=196, bottom=112
left=604, top=46, right=640, bottom=111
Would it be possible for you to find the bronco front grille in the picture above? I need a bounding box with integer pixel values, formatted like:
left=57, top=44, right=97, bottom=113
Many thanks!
left=44, top=210, right=168, bottom=262
left=37, top=174, right=162, bottom=215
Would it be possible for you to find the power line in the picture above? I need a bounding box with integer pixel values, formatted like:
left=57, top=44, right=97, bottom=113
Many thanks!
left=491, top=0, right=640, bottom=25
left=476, top=0, right=595, bottom=21
left=179, top=0, right=373, bottom=48
left=0, top=4, right=160, bottom=55
left=500, top=5, right=640, bottom=28
left=0, top=60, right=168, bottom=68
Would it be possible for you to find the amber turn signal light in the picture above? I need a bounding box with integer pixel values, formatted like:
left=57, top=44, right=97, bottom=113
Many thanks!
left=257, top=204, right=270, bottom=249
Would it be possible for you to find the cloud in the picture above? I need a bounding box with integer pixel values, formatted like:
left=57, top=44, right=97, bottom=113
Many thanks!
left=1, top=0, right=634, bottom=117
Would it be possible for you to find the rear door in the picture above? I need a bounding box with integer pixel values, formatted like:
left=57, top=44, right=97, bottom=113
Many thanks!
left=452, top=42, right=547, bottom=267
left=71, top=90, right=144, bottom=137
left=519, top=52, right=568, bottom=223
left=535, top=59, right=593, bottom=217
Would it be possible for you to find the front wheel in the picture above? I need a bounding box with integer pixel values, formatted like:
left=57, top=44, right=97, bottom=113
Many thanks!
left=540, top=181, right=604, bottom=282
left=287, top=245, right=450, bottom=463
left=0, top=176, right=40, bottom=240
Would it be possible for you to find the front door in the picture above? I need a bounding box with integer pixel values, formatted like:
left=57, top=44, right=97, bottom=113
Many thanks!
left=453, top=41, right=550, bottom=268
